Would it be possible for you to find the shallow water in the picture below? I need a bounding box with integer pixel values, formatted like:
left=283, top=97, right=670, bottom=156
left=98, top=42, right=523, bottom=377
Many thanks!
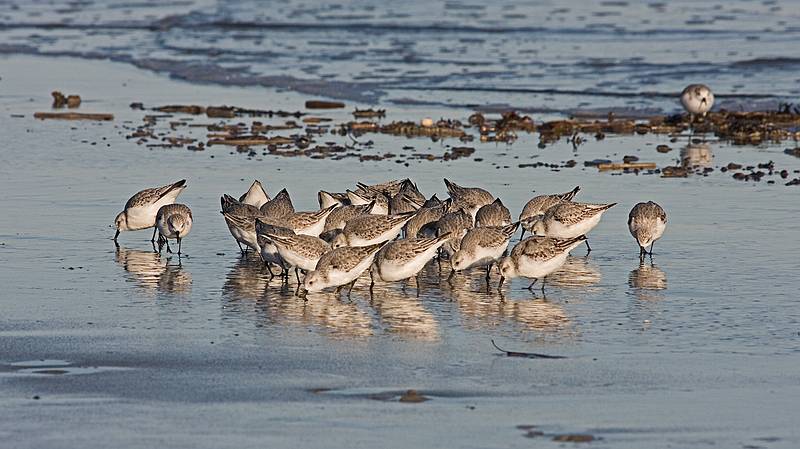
left=1, top=0, right=800, bottom=113
left=1, top=51, right=799, bottom=449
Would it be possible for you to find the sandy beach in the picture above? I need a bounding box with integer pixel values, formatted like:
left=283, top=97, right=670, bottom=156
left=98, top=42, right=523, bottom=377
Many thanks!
left=2, top=1, right=800, bottom=446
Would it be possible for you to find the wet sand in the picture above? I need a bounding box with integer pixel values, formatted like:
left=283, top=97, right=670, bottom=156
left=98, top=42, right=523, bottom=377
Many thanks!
left=1, top=55, right=799, bottom=448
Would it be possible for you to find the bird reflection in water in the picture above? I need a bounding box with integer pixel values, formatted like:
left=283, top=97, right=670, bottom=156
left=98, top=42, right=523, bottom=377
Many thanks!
left=681, top=143, right=713, bottom=168
left=628, top=260, right=668, bottom=301
left=367, top=283, right=439, bottom=341
left=546, top=256, right=602, bottom=290
left=115, top=246, right=191, bottom=295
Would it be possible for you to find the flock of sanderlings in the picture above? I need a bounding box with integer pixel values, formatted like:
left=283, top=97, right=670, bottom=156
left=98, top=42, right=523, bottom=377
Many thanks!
left=113, top=178, right=667, bottom=295
left=112, top=84, right=718, bottom=296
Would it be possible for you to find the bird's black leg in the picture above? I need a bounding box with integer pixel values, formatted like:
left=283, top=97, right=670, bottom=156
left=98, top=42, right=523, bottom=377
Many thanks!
left=346, top=279, right=357, bottom=297
left=649, top=241, right=655, bottom=255
left=585, top=240, right=592, bottom=254
left=541, top=277, right=547, bottom=293
left=527, top=279, right=538, bottom=291
left=113, top=229, right=120, bottom=245
left=237, top=241, right=245, bottom=255
left=151, top=227, right=157, bottom=243
left=177, top=236, right=182, bottom=256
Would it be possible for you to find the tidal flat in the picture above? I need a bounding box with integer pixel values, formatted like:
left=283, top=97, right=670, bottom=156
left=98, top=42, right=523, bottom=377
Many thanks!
left=1, top=50, right=799, bottom=449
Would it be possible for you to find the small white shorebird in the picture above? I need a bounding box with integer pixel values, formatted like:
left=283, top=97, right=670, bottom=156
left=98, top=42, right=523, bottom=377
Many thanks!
left=444, top=178, right=494, bottom=221
left=114, top=179, right=187, bottom=244
left=450, top=222, right=519, bottom=282
left=498, top=235, right=587, bottom=293
left=263, top=231, right=331, bottom=283
left=155, top=203, right=192, bottom=255
left=436, top=208, right=473, bottom=258
left=371, top=233, right=451, bottom=290
left=331, top=212, right=415, bottom=248
left=475, top=198, right=512, bottom=227
left=239, top=180, right=269, bottom=208
left=255, top=218, right=294, bottom=275
left=347, top=189, right=389, bottom=215
left=519, top=186, right=580, bottom=239
left=628, top=201, right=667, bottom=258
left=318, top=190, right=350, bottom=209
left=680, top=84, right=714, bottom=119
left=303, top=242, right=386, bottom=294
left=283, top=205, right=338, bottom=237
left=221, top=194, right=267, bottom=254
left=324, top=201, right=375, bottom=232
left=404, top=196, right=447, bottom=239
left=529, top=202, right=616, bottom=253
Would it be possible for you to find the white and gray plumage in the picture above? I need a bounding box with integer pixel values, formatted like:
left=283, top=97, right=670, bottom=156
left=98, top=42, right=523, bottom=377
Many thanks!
left=519, top=186, right=580, bottom=238
left=529, top=201, right=615, bottom=253
left=628, top=201, right=667, bottom=257
left=404, top=197, right=448, bottom=238
left=221, top=195, right=268, bottom=254
left=114, top=179, right=187, bottom=243
left=388, top=179, right=426, bottom=214
left=451, top=222, right=519, bottom=274
left=355, top=179, right=405, bottom=198
left=435, top=208, right=473, bottom=257
left=331, top=212, right=415, bottom=248
left=264, top=232, right=330, bottom=273
left=475, top=198, right=512, bottom=227
left=155, top=203, right=193, bottom=255
left=443, top=178, right=494, bottom=222
left=260, top=188, right=295, bottom=218
left=371, top=233, right=451, bottom=284
left=255, top=218, right=294, bottom=272
left=239, top=180, right=270, bottom=208
left=498, top=235, right=587, bottom=292
left=303, top=242, right=386, bottom=293
left=318, top=190, right=350, bottom=209
left=680, top=84, right=714, bottom=117
left=347, top=189, right=389, bottom=215
left=283, top=205, right=338, bottom=237
left=325, top=201, right=375, bottom=231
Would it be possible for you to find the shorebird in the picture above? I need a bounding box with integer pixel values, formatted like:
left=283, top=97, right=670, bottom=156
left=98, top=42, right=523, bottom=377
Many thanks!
left=404, top=195, right=448, bottom=238
left=475, top=198, right=512, bottom=227
left=347, top=189, right=389, bottom=215
left=498, top=235, right=587, bottom=293
left=371, top=233, right=451, bottom=290
left=628, top=201, right=667, bottom=258
left=680, top=84, right=714, bottom=119
left=239, top=180, right=269, bottom=208
left=519, top=186, right=580, bottom=239
left=303, top=243, right=386, bottom=294
left=114, top=179, right=187, bottom=244
left=444, top=178, right=494, bottom=221
left=451, top=222, right=519, bottom=282
left=221, top=194, right=267, bottom=253
left=324, top=201, right=375, bottom=232
left=318, top=190, right=350, bottom=209
left=436, top=208, right=473, bottom=258
left=260, top=188, right=294, bottom=218
left=331, top=212, right=415, bottom=248
left=388, top=179, right=425, bottom=214
left=263, top=232, right=330, bottom=283
left=155, top=203, right=192, bottom=255
left=255, top=218, right=294, bottom=275
left=529, top=202, right=615, bottom=253
left=283, top=205, right=338, bottom=237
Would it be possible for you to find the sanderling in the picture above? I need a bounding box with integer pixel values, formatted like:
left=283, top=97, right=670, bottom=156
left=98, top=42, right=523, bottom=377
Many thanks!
left=404, top=196, right=448, bottom=238
left=388, top=179, right=426, bottom=214
left=303, top=242, right=386, bottom=293
left=435, top=207, right=473, bottom=257
left=324, top=201, right=375, bottom=232
left=371, top=233, right=451, bottom=288
left=529, top=202, right=615, bottom=253
left=628, top=201, right=667, bottom=257
left=255, top=218, right=294, bottom=274
left=263, top=232, right=331, bottom=282
left=260, top=188, right=295, bottom=218
left=221, top=196, right=265, bottom=254
left=444, top=178, right=494, bottom=221
left=498, top=235, right=587, bottom=292
left=318, top=190, right=350, bottom=209
left=347, top=189, right=389, bottom=215
left=155, top=203, right=192, bottom=255
left=519, top=186, right=580, bottom=238
left=331, top=212, right=415, bottom=248
left=283, top=205, right=338, bottom=237
left=114, top=179, right=187, bottom=244
left=451, top=222, right=519, bottom=280
left=475, top=198, right=512, bottom=227
left=356, top=179, right=405, bottom=197
left=680, top=84, right=714, bottom=118
left=239, top=180, right=270, bottom=208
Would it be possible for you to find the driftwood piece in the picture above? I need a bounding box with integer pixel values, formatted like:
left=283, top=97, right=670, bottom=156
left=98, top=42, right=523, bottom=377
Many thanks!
left=597, top=162, right=657, bottom=171
left=34, top=112, right=113, bottom=121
